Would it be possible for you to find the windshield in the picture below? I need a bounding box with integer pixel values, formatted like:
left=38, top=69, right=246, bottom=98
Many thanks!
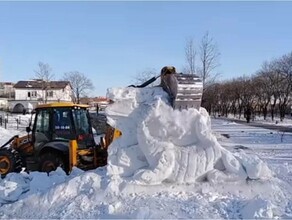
left=72, top=108, right=91, bottom=135
left=52, top=108, right=74, bottom=140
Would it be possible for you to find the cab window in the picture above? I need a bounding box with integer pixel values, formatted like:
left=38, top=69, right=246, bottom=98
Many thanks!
left=53, top=108, right=74, bottom=140
left=34, top=109, right=51, bottom=143
left=72, top=108, right=90, bottom=135
left=35, top=109, right=50, bottom=133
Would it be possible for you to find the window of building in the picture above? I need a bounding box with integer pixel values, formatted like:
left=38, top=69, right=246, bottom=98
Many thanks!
left=31, top=91, right=37, bottom=97
left=47, top=91, right=54, bottom=97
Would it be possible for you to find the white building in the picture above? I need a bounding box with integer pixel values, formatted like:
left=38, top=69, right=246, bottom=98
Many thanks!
left=0, top=82, right=15, bottom=99
left=0, top=98, right=8, bottom=110
left=9, top=80, right=73, bottom=113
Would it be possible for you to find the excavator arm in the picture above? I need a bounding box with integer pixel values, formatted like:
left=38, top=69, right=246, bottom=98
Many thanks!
left=128, top=66, right=203, bottom=110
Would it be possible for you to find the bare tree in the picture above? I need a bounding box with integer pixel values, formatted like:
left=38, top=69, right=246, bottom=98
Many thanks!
left=132, top=68, right=159, bottom=87
left=199, top=31, right=221, bottom=87
left=202, top=82, right=222, bottom=116
left=253, top=74, right=272, bottom=120
left=260, top=59, right=284, bottom=121
left=184, top=37, right=197, bottom=75
left=63, top=71, right=94, bottom=104
left=275, top=53, right=292, bottom=121
left=256, top=61, right=276, bottom=120
left=34, top=62, right=54, bottom=103
left=34, top=62, right=54, bottom=81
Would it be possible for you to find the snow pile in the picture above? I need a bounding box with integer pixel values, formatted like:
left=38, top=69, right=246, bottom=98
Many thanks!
left=0, top=169, right=66, bottom=204
left=0, top=167, right=291, bottom=219
left=0, top=173, right=30, bottom=203
left=105, top=87, right=272, bottom=185
left=0, top=168, right=114, bottom=219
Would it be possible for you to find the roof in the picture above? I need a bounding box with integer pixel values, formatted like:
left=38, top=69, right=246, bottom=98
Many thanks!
left=79, top=97, right=110, bottom=104
left=14, top=80, right=70, bottom=89
left=0, top=82, right=14, bottom=85
left=36, top=102, right=89, bottom=109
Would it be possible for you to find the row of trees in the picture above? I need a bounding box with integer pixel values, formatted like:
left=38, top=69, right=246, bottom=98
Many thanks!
left=180, top=32, right=292, bottom=122
left=202, top=52, right=292, bottom=121
left=34, top=62, right=94, bottom=104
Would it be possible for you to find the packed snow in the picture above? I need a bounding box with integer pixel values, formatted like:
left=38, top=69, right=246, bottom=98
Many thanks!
left=106, top=87, right=271, bottom=184
left=0, top=87, right=291, bottom=219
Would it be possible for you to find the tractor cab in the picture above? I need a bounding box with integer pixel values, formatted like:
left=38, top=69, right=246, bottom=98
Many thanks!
left=25, top=102, right=99, bottom=173
left=31, top=102, right=95, bottom=150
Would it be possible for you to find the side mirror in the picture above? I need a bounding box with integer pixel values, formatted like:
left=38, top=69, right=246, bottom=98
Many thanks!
left=26, top=126, right=31, bottom=133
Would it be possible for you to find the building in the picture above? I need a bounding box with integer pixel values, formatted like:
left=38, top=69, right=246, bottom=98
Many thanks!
left=0, top=82, right=15, bottom=110
left=80, top=96, right=110, bottom=112
left=9, top=80, right=73, bottom=113
left=0, top=82, right=15, bottom=99
left=0, top=98, right=8, bottom=110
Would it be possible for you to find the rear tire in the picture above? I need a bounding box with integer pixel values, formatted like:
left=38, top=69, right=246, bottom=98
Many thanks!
left=0, top=148, right=22, bottom=178
left=39, top=152, right=67, bottom=174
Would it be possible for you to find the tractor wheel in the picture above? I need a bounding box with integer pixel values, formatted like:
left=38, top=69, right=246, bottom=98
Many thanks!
left=0, top=148, right=22, bottom=177
left=39, top=152, right=67, bottom=174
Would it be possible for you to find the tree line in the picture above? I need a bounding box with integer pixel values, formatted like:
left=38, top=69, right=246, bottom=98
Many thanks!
left=202, top=52, right=292, bottom=122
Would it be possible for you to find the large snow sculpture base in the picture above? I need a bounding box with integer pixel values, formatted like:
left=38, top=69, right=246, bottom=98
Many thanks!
left=106, top=87, right=272, bottom=185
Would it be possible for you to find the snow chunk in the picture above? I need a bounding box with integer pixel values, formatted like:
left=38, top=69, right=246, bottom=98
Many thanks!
left=241, top=197, right=274, bottom=219
left=0, top=172, right=30, bottom=203
left=234, top=150, right=273, bottom=179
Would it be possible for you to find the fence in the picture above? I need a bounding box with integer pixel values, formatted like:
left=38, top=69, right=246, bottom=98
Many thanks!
left=0, top=111, right=31, bottom=131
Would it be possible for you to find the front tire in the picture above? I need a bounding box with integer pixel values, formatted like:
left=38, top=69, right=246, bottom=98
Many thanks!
left=0, top=148, right=22, bottom=178
left=39, top=152, right=67, bottom=174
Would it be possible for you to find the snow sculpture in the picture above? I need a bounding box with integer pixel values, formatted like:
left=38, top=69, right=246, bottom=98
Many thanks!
left=106, top=87, right=271, bottom=185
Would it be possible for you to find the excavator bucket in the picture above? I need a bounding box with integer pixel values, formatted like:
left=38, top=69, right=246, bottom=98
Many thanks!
left=160, top=66, right=203, bottom=110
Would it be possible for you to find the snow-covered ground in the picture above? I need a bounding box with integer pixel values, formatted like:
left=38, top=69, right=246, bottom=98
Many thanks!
left=212, top=119, right=292, bottom=186
left=0, top=88, right=291, bottom=219
left=223, top=114, right=292, bottom=128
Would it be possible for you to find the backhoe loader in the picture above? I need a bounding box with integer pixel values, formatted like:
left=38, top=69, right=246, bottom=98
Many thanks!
left=0, top=102, right=122, bottom=177
left=0, top=66, right=203, bottom=177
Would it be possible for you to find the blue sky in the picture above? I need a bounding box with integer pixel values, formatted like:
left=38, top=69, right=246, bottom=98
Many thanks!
left=1, top=1, right=292, bottom=96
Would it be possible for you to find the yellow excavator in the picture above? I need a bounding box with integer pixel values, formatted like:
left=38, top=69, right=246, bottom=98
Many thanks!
left=0, top=66, right=203, bottom=177
left=0, top=102, right=122, bottom=177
